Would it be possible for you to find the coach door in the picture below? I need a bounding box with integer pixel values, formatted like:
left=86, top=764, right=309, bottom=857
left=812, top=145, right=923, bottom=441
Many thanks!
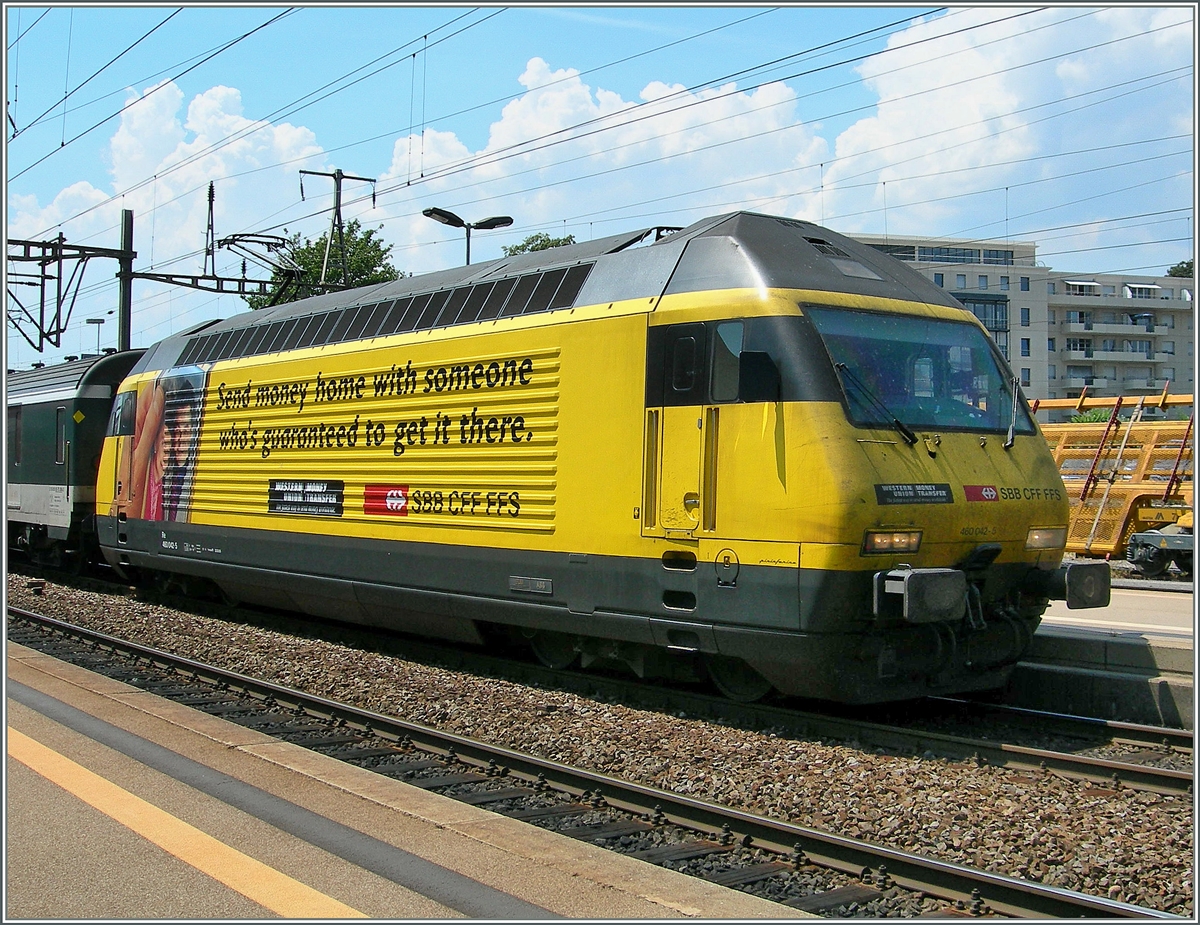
left=646, top=323, right=708, bottom=535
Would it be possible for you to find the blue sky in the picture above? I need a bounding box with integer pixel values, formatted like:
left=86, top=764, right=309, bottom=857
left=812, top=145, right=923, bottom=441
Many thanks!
left=6, top=5, right=1194, bottom=368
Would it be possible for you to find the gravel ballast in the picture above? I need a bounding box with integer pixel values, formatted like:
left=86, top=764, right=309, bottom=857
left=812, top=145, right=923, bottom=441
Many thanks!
left=7, top=575, right=1193, bottom=915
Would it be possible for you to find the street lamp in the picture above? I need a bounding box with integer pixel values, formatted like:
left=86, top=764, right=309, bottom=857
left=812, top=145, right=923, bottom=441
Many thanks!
left=422, top=207, right=513, bottom=265
left=86, top=317, right=105, bottom=355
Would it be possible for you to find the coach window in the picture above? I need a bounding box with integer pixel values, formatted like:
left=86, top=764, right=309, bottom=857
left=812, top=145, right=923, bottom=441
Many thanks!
left=7, top=406, right=20, bottom=465
left=710, top=322, right=743, bottom=402
left=55, top=407, right=66, bottom=465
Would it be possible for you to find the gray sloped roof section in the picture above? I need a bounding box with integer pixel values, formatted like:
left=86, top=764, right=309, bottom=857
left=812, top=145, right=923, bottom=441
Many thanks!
left=7, top=349, right=146, bottom=403
left=663, top=212, right=963, bottom=310
left=130, top=211, right=966, bottom=377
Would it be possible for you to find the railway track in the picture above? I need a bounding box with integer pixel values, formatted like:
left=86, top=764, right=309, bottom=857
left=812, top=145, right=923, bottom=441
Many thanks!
left=7, top=605, right=1181, bottom=919
left=12, top=565, right=1193, bottom=797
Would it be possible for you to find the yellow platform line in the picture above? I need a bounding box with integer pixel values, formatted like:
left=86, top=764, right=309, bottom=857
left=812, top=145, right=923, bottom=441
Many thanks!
left=8, top=727, right=366, bottom=918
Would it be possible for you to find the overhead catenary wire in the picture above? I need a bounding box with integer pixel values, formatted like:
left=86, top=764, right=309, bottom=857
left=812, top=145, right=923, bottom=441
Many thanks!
left=10, top=7, right=299, bottom=183
left=9, top=8, right=1190, bottom=362
left=12, top=8, right=183, bottom=138
left=16, top=7, right=499, bottom=239
left=7, top=7, right=50, bottom=50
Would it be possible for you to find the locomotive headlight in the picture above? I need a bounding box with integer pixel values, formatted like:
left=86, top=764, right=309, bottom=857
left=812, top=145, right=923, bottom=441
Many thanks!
left=862, top=531, right=922, bottom=554
left=1025, top=527, right=1067, bottom=550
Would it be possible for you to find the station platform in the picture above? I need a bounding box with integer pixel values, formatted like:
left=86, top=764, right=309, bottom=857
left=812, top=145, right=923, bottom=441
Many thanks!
left=6, top=642, right=798, bottom=920
left=1002, top=585, right=1194, bottom=729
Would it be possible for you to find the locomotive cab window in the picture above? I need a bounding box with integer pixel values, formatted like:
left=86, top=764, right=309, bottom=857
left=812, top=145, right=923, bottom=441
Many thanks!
left=106, top=391, right=138, bottom=437
left=806, top=306, right=1035, bottom=436
left=710, top=322, right=743, bottom=402
left=666, top=322, right=708, bottom=404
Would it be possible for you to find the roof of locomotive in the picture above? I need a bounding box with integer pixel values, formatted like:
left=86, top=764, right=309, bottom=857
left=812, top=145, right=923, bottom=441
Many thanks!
left=132, top=211, right=964, bottom=374
left=6, top=349, right=146, bottom=405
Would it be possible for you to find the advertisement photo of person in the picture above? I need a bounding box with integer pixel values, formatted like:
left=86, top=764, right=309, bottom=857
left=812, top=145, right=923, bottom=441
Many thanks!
left=123, top=367, right=207, bottom=522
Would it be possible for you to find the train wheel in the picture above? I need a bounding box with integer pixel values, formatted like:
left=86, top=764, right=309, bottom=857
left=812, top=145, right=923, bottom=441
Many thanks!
left=1134, top=533, right=1171, bottom=578
left=703, top=654, right=773, bottom=702
left=1174, top=552, right=1193, bottom=580
left=530, top=631, right=579, bottom=670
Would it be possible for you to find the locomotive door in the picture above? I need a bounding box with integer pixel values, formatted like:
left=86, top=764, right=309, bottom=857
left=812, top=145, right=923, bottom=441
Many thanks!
left=652, top=323, right=707, bottom=535
left=107, top=389, right=139, bottom=525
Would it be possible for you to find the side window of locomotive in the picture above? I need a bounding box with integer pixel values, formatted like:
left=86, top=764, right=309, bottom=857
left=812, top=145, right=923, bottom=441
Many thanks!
left=710, top=322, right=744, bottom=402
left=55, top=407, right=67, bottom=465
left=107, top=391, right=137, bottom=437
left=671, top=337, right=697, bottom=392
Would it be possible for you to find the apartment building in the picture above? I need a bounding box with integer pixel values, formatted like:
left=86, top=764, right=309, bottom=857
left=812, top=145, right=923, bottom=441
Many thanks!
left=854, top=234, right=1194, bottom=421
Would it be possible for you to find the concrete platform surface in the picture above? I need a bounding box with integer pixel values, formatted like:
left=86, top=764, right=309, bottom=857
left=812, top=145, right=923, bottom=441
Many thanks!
left=6, top=642, right=801, bottom=920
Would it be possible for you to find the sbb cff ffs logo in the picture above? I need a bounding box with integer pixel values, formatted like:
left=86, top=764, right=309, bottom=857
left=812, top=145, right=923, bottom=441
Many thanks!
left=364, top=485, right=408, bottom=516
left=964, top=485, right=998, bottom=502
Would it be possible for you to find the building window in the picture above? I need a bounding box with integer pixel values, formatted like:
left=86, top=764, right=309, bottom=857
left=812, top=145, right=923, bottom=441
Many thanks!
left=1161, top=289, right=1173, bottom=299
left=1000, top=276, right=1010, bottom=291
left=956, top=274, right=967, bottom=289
left=1047, top=282, right=1056, bottom=295
left=1047, top=310, right=1055, bottom=324
left=1020, top=368, right=1031, bottom=387
left=1020, top=276, right=1030, bottom=291
left=1047, top=337, right=1056, bottom=352
left=1066, top=338, right=1093, bottom=355
left=1102, top=285, right=1116, bottom=296
left=1020, top=307, right=1030, bottom=326
left=1162, top=341, right=1175, bottom=355
left=868, top=243, right=916, bottom=261
left=1162, top=367, right=1175, bottom=382
left=1020, top=338, right=1030, bottom=357
left=1048, top=364, right=1056, bottom=379
left=933, top=272, right=944, bottom=287
left=983, top=249, right=1014, bottom=265
left=1101, top=339, right=1117, bottom=352
left=1126, top=339, right=1152, bottom=357
left=1126, top=285, right=1157, bottom=299
left=961, top=299, right=1009, bottom=334
left=918, top=246, right=980, bottom=263
left=978, top=275, right=988, bottom=290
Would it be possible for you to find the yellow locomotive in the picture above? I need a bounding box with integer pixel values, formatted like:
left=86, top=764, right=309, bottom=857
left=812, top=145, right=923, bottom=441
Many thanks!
left=96, top=211, right=1108, bottom=702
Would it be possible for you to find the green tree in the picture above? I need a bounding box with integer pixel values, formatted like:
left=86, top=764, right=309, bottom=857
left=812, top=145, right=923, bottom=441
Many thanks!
left=1070, top=408, right=1112, bottom=424
left=1167, top=258, right=1193, bottom=278
left=244, top=220, right=402, bottom=309
left=502, top=232, right=576, bottom=257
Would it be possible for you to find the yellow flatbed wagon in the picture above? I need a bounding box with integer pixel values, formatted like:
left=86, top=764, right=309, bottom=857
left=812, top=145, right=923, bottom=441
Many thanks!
left=1036, top=392, right=1193, bottom=575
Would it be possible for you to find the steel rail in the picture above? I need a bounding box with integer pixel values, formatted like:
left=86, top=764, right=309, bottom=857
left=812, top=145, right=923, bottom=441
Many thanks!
left=7, top=606, right=1180, bottom=920
left=9, top=573, right=1191, bottom=794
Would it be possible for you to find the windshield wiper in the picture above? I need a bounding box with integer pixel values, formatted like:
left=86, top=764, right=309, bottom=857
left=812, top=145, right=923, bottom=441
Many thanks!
left=834, top=362, right=918, bottom=445
left=1004, top=374, right=1020, bottom=450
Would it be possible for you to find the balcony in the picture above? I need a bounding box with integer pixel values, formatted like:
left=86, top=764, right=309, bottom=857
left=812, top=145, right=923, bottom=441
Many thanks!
left=1065, top=321, right=1160, bottom=336
left=1066, top=377, right=1109, bottom=388
left=1092, top=349, right=1155, bottom=363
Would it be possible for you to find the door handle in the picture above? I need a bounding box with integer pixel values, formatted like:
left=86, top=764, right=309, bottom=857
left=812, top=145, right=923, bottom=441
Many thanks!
left=683, top=492, right=700, bottom=509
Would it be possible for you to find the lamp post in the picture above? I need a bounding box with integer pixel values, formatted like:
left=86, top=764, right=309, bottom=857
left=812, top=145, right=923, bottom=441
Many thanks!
left=86, top=317, right=105, bottom=355
left=422, top=207, right=513, bottom=265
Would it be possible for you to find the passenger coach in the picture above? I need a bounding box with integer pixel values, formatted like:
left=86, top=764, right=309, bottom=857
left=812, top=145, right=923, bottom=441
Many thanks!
left=94, top=211, right=1108, bottom=702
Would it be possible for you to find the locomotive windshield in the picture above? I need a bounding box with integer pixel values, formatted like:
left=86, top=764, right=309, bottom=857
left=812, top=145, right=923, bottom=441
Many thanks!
left=805, top=306, right=1035, bottom=436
